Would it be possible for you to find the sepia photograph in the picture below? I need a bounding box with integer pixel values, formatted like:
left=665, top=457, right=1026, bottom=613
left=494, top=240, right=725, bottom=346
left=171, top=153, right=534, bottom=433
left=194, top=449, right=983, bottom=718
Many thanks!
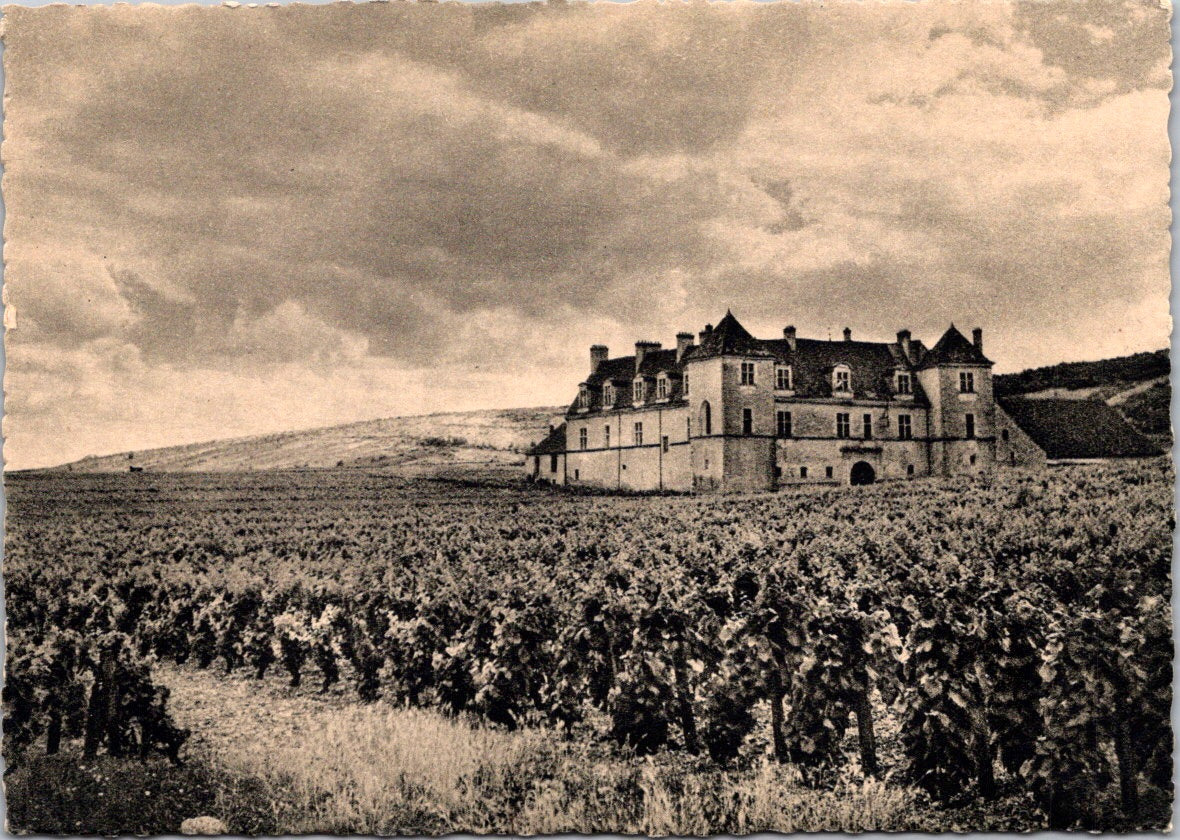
left=0, top=0, right=1174, bottom=833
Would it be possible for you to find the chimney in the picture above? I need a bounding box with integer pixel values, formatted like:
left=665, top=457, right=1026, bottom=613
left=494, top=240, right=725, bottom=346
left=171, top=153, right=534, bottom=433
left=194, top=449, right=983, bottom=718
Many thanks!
left=675, top=332, right=693, bottom=364
left=698, top=323, right=714, bottom=344
left=783, top=325, right=797, bottom=352
left=972, top=327, right=983, bottom=354
left=843, top=327, right=853, bottom=342
left=590, top=345, right=609, bottom=375
left=896, top=330, right=912, bottom=362
left=635, top=341, right=661, bottom=373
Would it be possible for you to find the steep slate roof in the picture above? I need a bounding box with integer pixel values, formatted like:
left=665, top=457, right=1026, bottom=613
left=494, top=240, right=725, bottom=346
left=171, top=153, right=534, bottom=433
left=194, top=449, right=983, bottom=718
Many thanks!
left=569, top=314, right=984, bottom=413
left=761, top=337, right=925, bottom=401
left=526, top=422, right=567, bottom=456
left=999, top=398, right=1164, bottom=460
left=920, top=324, right=992, bottom=367
left=569, top=348, right=687, bottom=414
left=693, top=311, right=774, bottom=359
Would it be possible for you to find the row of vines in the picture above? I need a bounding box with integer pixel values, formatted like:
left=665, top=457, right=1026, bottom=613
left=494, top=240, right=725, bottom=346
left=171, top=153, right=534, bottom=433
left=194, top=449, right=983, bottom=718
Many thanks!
left=4, top=462, right=1172, bottom=828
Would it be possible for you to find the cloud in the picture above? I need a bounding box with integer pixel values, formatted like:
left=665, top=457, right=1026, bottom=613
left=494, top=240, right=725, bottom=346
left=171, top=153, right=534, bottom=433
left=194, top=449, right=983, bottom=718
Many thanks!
left=1, top=0, right=1170, bottom=468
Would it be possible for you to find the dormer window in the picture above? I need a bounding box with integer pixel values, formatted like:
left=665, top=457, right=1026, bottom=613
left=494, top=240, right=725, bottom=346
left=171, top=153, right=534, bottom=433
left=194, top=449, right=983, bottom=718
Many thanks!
left=577, top=386, right=590, bottom=409
left=775, top=365, right=793, bottom=391
left=656, top=375, right=669, bottom=401
left=833, top=365, right=851, bottom=393
left=633, top=379, right=645, bottom=404
left=602, top=383, right=614, bottom=407
left=896, top=372, right=912, bottom=395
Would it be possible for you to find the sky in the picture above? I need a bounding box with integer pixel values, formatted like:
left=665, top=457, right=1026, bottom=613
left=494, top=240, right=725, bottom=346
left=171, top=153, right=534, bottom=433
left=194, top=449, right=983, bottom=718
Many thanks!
left=2, top=0, right=1172, bottom=470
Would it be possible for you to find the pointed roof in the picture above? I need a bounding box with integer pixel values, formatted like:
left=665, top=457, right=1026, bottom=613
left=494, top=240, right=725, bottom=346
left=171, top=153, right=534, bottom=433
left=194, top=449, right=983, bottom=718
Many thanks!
left=694, top=311, right=774, bottom=359
left=920, top=325, right=992, bottom=368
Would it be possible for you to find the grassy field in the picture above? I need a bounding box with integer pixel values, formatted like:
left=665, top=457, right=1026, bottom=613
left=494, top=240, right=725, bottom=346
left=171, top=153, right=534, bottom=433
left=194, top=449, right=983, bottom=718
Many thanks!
left=9, top=660, right=1044, bottom=835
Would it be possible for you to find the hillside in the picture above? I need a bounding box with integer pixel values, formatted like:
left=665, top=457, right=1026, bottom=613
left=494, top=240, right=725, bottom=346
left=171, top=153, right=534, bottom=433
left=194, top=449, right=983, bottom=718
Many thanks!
left=995, top=349, right=1171, bottom=439
left=48, top=407, right=565, bottom=474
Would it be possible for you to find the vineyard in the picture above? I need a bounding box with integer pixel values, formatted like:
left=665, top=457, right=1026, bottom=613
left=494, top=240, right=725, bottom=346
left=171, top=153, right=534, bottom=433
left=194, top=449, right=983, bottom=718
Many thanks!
left=4, top=462, right=1173, bottom=831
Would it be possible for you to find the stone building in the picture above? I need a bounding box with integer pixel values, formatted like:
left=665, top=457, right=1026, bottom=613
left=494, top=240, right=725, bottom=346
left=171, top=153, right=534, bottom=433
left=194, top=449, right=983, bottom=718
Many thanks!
left=526, top=311, right=997, bottom=492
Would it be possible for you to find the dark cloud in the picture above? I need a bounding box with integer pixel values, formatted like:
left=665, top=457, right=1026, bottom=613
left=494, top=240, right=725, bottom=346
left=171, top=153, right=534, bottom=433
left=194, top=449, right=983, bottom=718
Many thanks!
left=1014, top=0, right=1171, bottom=92
left=2, top=1, right=1170, bottom=468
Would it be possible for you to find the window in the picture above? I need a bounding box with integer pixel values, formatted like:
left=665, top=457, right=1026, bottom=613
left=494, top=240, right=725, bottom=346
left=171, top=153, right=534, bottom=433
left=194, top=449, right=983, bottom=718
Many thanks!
left=776, top=366, right=793, bottom=390
left=633, top=422, right=643, bottom=446
left=960, top=371, right=975, bottom=393
left=603, top=384, right=614, bottom=407
left=907, top=464, right=915, bottom=477
left=800, top=466, right=808, bottom=478
left=862, top=413, right=873, bottom=440
left=574, top=469, right=579, bottom=480
left=550, top=454, right=558, bottom=472
left=579, top=428, right=588, bottom=450
left=836, top=412, right=851, bottom=439
left=896, top=372, right=912, bottom=395
left=742, top=408, right=753, bottom=435
left=657, top=377, right=669, bottom=400
left=776, top=410, right=792, bottom=438
left=897, top=414, right=913, bottom=440
left=741, top=362, right=756, bottom=386
left=825, top=466, right=834, bottom=479
left=701, top=401, right=712, bottom=436
left=1001, top=429, right=1009, bottom=442
left=604, top=425, right=611, bottom=448
left=969, top=454, right=977, bottom=466
left=833, top=366, right=851, bottom=393
left=683, top=373, right=689, bottom=397
left=965, top=413, right=976, bottom=439
left=633, top=380, right=644, bottom=403
left=661, top=435, right=669, bottom=453
left=687, top=417, right=692, bottom=438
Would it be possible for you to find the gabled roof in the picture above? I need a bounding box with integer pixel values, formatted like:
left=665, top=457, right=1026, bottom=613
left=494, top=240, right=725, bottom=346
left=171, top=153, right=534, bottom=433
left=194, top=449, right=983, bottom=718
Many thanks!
left=920, top=325, right=992, bottom=368
left=999, top=398, right=1164, bottom=460
left=693, top=310, right=774, bottom=359
left=526, top=422, right=567, bottom=456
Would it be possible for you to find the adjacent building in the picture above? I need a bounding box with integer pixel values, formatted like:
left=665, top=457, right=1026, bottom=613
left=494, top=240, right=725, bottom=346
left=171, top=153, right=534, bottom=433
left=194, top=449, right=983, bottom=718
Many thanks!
left=526, top=311, right=998, bottom=492
left=995, top=397, right=1164, bottom=467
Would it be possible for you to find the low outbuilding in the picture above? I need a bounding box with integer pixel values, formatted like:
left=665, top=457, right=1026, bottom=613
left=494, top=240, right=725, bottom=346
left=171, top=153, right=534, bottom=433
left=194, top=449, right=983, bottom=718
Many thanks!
left=996, top=397, right=1165, bottom=467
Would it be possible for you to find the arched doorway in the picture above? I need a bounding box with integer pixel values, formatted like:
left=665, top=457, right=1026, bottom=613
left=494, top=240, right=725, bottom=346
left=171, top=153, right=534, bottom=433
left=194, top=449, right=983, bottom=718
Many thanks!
left=850, top=461, right=875, bottom=486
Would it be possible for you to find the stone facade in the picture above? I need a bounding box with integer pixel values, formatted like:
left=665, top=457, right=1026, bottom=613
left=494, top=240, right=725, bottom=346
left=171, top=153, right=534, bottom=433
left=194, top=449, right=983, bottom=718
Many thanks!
left=526, top=312, right=999, bottom=492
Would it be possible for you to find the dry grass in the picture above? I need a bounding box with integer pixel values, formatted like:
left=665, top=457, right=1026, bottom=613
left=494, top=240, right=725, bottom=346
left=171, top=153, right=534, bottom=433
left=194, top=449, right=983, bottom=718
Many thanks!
left=159, top=664, right=944, bottom=835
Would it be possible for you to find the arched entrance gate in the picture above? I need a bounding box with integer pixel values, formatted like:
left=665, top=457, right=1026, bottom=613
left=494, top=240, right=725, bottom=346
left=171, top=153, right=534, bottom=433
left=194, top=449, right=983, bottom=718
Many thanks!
left=850, top=461, right=876, bottom=486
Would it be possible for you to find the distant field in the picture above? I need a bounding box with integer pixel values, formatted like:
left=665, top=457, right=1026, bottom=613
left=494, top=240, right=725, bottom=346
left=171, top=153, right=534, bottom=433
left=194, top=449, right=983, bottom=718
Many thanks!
left=40, top=406, right=565, bottom=473
left=4, top=463, right=1172, bottom=833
